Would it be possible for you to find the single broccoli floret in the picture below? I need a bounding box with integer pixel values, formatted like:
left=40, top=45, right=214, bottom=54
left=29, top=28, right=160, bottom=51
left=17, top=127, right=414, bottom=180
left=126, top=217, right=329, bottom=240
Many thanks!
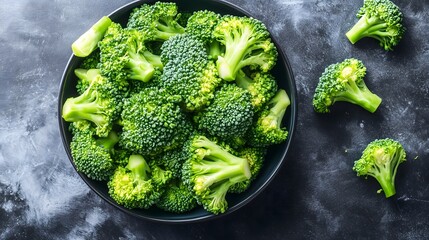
left=247, top=89, right=290, bottom=147
left=127, top=2, right=185, bottom=41
left=161, top=34, right=223, bottom=111
left=312, top=58, right=382, bottom=113
left=182, top=135, right=251, bottom=214
left=157, top=144, right=189, bottom=179
left=229, top=147, right=267, bottom=193
left=69, top=122, right=118, bottom=181
left=236, top=70, right=278, bottom=111
left=62, top=69, right=121, bottom=137
left=72, top=16, right=112, bottom=57
left=108, top=154, right=172, bottom=209
left=353, top=138, right=406, bottom=198
left=345, top=0, right=405, bottom=51
left=119, top=87, right=192, bottom=156
left=186, top=10, right=223, bottom=60
left=79, top=49, right=100, bottom=70
left=213, top=15, right=278, bottom=81
left=156, top=179, right=198, bottom=213
left=194, top=84, right=254, bottom=139
left=99, top=23, right=162, bottom=84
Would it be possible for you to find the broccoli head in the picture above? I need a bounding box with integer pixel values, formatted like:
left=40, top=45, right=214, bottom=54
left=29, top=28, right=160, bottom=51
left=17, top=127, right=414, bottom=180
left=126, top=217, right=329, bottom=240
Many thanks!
left=247, top=89, right=290, bottom=147
left=156, top=179, right=198, bottom=213
left=69, top=121, right=118, bottom=181
left=312, top=58, right=382, bottom=113
left=353, top=138, right=406, bottom=198
left=108, top=154, right=172, bottom=209
left=119, top=87, right=192, bottom=156
left=194, top=84, right=254, bottom=139
left=213, top=15, right=278, bottom=81
left=182, top=135, right=251, bottom=214
left=345, top=0, right=405, bottom=51
left=127, top=2, right=185, bottom=41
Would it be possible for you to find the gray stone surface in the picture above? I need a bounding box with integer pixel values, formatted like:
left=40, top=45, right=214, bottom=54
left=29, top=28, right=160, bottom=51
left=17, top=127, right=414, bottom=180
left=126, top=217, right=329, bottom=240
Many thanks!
left=0, top=0, right=428, bottom=239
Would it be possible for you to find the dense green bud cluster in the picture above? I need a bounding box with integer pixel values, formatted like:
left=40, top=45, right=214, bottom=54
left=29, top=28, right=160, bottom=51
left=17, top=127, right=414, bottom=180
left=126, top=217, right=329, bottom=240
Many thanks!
left=156, top=179, right=198, bottom=213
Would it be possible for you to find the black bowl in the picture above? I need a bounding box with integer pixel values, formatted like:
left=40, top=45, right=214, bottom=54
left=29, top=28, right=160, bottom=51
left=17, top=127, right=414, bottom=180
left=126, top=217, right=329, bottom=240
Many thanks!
left=58, top=0, right=297, bottom=223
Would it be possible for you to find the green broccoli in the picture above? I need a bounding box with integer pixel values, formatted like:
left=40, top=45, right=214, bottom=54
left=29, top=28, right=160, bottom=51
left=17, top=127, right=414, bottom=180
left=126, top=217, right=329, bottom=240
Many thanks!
left=186, top=10, right=223, bottom=60
left=156, top=179, right=198, bottom=213
left=108, top=154, right=172, bottom=209
left=157, top=144, right=190, bottom=179
left=182, top=135, right=251, bottom=214
left=229, top=147, right=266, bottom=193
left=194, top=84, right=254, bottom=139
left=160, top=34, right=222, bottom=111
left=119, top=87, right=192, bottom=156
left=213, top=15, right=278, bottom=81
left=345, top=0, right=405, bottom=51
left=69, top=121, right=118, bottom=181
left=236, top=70, right=278, bottom=111
left=62, top=69, right=121, bottom=137
left=72, top=16, right=112, bottom=57
left=127, top=2, right=185, bottom=41
left=247, top=89, right=290, bottom=147
left=99, top=23, right=162, bottom=84
left=312, top=58, right=382, bottom=113
left=353, top=138, right=406, bottom=198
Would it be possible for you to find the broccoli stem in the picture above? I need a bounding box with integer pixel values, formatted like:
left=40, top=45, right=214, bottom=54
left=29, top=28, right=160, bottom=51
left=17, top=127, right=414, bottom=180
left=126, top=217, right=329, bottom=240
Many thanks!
left=127, top=52, right=155, bottom=82
left=127, top=155, right=150, bottom=180
left=346, top=14, right=384, bottom=44
left=72, top=16, right=112, bottom=57
left=337, top=80, right=382, bottom=113
left=96, top=131, right=119, bottom=150
left=235, top=71, right=252, bottom=89
left=373, top=169, right=396, bottom=198
left=143, top=51, right=163, bottom=70
left=265, top=90, right=290, bottom=127
left=62, top=97, right=108, bottom=128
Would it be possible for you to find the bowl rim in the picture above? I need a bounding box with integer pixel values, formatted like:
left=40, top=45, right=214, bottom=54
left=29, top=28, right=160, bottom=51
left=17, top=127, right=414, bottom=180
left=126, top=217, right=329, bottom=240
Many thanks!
left=58, top=0, right=297, bottom=223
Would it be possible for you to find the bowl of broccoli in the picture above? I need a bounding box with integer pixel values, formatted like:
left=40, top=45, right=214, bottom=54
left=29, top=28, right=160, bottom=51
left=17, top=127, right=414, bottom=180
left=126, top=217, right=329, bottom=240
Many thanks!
left=58, top=0, right=297, bottom=222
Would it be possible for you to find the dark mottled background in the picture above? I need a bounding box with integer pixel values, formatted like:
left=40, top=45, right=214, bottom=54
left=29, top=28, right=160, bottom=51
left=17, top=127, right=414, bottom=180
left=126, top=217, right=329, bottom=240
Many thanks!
left=0, top=0, right=428, bottom=239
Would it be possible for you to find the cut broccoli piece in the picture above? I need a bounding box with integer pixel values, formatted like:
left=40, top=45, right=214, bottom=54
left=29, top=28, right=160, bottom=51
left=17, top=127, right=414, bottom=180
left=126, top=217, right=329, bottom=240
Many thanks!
left=312, top=58, right=382, bottom=113
left=213, top=15, right=278, bottom=81
left=72, top=16, right=112, bottom=57
left=353, top=138, right=406, bottom=198
left=156, top=179, right=198, bottom=213
left=345, top=0, right=405, bottom=51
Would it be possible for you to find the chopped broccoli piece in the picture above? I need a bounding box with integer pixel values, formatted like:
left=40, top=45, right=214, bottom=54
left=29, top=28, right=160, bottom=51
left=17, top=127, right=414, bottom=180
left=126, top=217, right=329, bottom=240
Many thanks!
left=345, top=0, right=405, bottom=51
left=127, top=2, right=185, bottom=41
left=182, top=135, right=251, bottom=214
left=156, top=179, right=198, bottom=213
left=313, top=58, right=382, bottom=113
left=194, top=84, right=254, bottom=139
left=213, top=15, right=278, bottom=81
left=353, top=138, right=406, bottom=198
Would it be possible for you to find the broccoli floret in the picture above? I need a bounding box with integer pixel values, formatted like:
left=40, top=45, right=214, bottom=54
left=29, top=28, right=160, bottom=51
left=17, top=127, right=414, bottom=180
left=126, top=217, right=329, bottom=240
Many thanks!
left=213, top=15, right=278, bottom=81
left=119, top=87, right=192, bottom=156
left=345, top=0, right=405, bottom=51
left=108, top=154, right=172, bottom=209
left=157, top=144, right=190, bottom=179
left=161, top=34, right=223, bottom=111
left=69, top=122, right=118, bottom=181
left=312, top=58, right=382, bottom=113
left=72, top=16, right=112, bottom=57
left=353, top=138, right=406, bottom=198
left=247, top=89, right=290, bottom=147
left=156, top=179, right=198, bottom=213
left=186, top=10, right=223, bottom=60
left=229, top=147, right=266, bottom=193
left=182, top=135, right=251, bottom=214
left=194, top=84, right=254, bottom=139
left=99, top=23, right=162, bottom=84
left=236, top=70, right=278, bottom=111
left=127, top=2, right=185, bottom=41
left=78, top=49, right=100, bottom=71
left=62, top=69, right=121, bottom=137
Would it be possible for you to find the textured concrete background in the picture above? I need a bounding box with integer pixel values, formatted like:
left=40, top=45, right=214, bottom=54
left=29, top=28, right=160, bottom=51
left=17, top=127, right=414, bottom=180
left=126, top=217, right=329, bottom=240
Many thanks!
left=0, top=0, right=428, bottom=239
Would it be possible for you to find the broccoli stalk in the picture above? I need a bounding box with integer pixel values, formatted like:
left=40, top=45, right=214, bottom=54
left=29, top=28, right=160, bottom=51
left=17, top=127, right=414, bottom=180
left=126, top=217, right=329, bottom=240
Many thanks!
left=72, top=16, right=112, bottom=57
left=182, top=135, right=251, bottom=214
left=353, top=138, right=406, bottom=198
left=345, top=0, right=405, bottom=51
left=236, top=70, right=278, bottom=110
